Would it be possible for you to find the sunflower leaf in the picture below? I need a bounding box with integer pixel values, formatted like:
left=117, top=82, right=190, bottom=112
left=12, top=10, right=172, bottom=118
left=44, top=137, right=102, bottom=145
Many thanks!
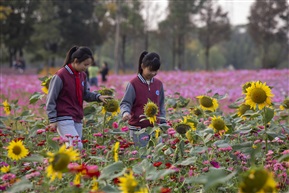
left=7, top=178, right=32, bottom=193
left=262, top=107, right=274, bottom=124
left=98, top=161, right=125, bottom=181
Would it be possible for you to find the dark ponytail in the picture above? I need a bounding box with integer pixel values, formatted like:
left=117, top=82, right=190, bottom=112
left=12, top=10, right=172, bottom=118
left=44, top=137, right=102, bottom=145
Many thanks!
left=138, top=51, right=148, bottom=74
left=138, top=51, right=161, bottom=74
left=63, top=46, right=94, bottom=67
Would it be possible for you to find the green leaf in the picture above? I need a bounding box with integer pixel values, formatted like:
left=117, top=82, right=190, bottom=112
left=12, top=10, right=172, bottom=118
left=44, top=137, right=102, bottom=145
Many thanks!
left=146, top=169, right=176, bottom=180
left=102, top=185, right=120, bottom=193
left=47, top=138, right=59, bottom=150
left=185, top=168, right=237, bottom=191
left=29, top=92, right=44, bottom=104
left=22, top=154, right=44, bottom=162
left=83, top=106, right=96, bottom=116
left=263, top=107, right=274, bottom=124
left=98, top=161, right=125, bottom=181
left=7, top=178, right=32, bottom=193
left=177, top=157, right=197, bottom=166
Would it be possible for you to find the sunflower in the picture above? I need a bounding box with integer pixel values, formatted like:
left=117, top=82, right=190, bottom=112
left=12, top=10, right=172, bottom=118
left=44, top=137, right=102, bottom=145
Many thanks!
left=143, top=100, right=159, bottom=124
left=113, top=141, right=120, bottom=162
left=2, top=100, right=11, bottom=115
left=196, top=95, right=219, bottom=112
left=280, top=98, right=289, bottom=110
left=102, top=99, right=120, bottom=116
left=98, top=88, right=114, bottom=96
left=0, top=165, right=10, bottom=173
left=41, top=76, right=52, bottom=94
left=237, top=103, right=252, bottom=117
left=242, top=81, right=254, bottom=94
left=174, top=123, right=191, bottom=135
left=209, top=116, right=229, bottom=135
left=118, top=170, right=138, bottom=193
left=191, top=107, right=202, bottom=116
left=155, top=128, right=161, bottom=139
left=245, top=81, right=274, bottom=110
left=239, top=167, right=277, bottom=193
left=135, top=187, right=149, bottom=193
left=7, top=140, right=29, bottom=160
left=46, top=145, right=80, bottom=182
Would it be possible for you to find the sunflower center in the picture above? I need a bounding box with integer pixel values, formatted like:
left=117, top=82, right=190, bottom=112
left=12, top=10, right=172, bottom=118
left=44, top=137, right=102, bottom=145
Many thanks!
left=104, top=100, right=119, bottom=112
left=12, top=146, right=22, bottom=155
left=212, top=119, right=225, bottom=131
left=145, top=104, right=158, bottom=117
left=175, top=124, right=191, bottom=134
left=250, top=88, right=267, bottom=104
left=200, top=97, right=213, bottom=107
left=52, top=153, right=70, bottom=171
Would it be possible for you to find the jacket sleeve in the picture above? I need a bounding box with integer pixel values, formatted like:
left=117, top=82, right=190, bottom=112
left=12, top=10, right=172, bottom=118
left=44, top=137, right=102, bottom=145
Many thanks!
left=46, top=75, right=63, bottom=123
left=120, top=82, right=136, bottom=116
left=83, top=79, right=101, bottom=102
left=159, top=83, right=166, bottom=123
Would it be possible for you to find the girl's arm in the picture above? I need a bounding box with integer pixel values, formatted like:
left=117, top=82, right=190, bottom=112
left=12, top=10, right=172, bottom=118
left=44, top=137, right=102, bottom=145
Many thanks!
left=83, top=79, right=101, bottom=102
left=120, top=82, right=136, bottom=116
left=46, top=75, right=63, bottom=123
left=159, top=83, right=166, bottom=123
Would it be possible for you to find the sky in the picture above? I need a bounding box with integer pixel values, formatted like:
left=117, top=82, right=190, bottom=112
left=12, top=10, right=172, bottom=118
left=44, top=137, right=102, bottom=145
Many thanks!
left=144, top=0, right=254, bottom=29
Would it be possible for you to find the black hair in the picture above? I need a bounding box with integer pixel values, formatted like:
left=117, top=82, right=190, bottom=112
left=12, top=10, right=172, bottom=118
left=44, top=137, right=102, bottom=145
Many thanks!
left=138, top=51, right=161, bottom=74
left=63, top=46, right=94, bottom=66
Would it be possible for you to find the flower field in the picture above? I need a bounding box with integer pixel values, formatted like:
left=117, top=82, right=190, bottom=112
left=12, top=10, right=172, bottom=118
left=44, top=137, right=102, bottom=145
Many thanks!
left=0, top=69, right=289, bottom=192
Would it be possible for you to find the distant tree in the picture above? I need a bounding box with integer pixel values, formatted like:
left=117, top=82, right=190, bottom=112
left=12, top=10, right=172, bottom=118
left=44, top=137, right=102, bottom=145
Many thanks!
left=108, top=0, right=144, bottom=74
left=222, top=25, right=258, bottom=69
left=198, top=0, right=230, bottom=70
left=248, top=0, right=288, bottom=68
left=29, top=0, right=61, bottom=70
left=55, top=0, right=103, bottom=51
left=160, top=0, right=205, bottom=70
left=0, top=0, right=37, bottom=67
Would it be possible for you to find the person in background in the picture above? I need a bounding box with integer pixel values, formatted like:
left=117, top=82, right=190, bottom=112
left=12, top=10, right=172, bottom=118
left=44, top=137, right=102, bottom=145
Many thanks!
left=87, top=61, right=99, bottom=87
left=46, top=46, right=112, bottom=149
left=120, top=51, right=166, bottom=147
left=100, top=61, right=109, bottom=82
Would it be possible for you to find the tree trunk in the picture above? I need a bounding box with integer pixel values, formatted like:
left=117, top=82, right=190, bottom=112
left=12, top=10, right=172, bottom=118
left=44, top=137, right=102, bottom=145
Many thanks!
left=114, top=1, right=120, bottom=75
left=121, top=34, right=126, bottom=73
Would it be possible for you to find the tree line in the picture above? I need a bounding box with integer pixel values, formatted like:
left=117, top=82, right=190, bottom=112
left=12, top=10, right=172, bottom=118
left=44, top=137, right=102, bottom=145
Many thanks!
left=0, top=0, right=288, bottom=73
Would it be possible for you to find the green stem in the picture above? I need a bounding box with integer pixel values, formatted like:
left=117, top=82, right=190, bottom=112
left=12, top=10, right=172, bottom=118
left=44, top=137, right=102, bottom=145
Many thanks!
left=102, top=112, right=107, bottom=145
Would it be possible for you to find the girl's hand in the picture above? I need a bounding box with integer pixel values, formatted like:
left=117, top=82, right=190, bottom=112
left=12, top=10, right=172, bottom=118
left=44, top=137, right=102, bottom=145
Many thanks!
left=99, top=95, right=113, bottom=103
left=122, top=112, right=131, bottom=122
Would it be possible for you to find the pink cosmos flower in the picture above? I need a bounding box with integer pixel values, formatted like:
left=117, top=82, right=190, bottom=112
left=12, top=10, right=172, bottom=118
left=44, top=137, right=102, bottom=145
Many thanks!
left=121, top=126, right=129, bottom=132
left=112, top=122, right=118, bottom=129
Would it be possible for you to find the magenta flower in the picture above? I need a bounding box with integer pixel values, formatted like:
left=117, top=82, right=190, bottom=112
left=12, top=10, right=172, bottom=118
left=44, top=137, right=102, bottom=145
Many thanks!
left=210, top=161, right=220, bottom=168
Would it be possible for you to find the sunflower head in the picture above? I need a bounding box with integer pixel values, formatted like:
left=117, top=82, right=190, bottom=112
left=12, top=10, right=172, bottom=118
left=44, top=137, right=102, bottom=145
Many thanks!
left=103, top=99, right=120, bottom=115
left=209, top=116, right=229, bottom=135
left=46, top=145, right=80, bottom=181
left=245, top=81, right=274, bottom=110
left=174, top=123, right=191, bottom=135
left=239, top=167, right=277, bottom=193
left=0, top=165, right=10, bottom=173
left=118, top=170, right=138, bottom=193
left=191, top=107, right=203, bottom=116
left=98, top=88, right=114, bottom=96
left=7, top=140, right=29, bottom=160
left=2, top=100, right=11, bottom=115
left=237, top=104, right=252, bottom=117
left=143, top=100, right=159, bottom=124
left=242, top=81, right=253, bottom=94
left=280, top=98, right=289, bottom=110
left=196, top=95, right=219, bottom=112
